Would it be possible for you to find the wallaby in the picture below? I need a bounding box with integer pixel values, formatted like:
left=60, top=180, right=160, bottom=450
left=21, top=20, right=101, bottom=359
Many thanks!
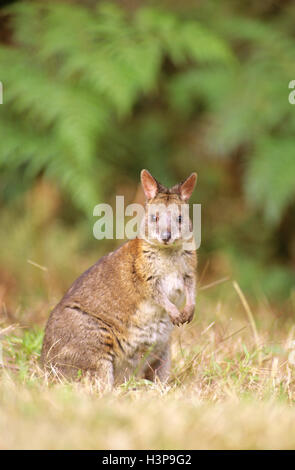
left=41, top=169, right=198, bottom=389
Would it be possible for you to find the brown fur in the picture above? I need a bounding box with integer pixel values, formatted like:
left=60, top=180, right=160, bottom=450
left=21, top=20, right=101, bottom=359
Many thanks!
left=41, top=170, right=198, bottom=389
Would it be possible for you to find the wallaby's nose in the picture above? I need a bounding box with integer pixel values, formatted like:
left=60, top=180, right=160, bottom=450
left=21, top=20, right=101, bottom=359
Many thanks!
left=161, top=230, right=171, bottom=242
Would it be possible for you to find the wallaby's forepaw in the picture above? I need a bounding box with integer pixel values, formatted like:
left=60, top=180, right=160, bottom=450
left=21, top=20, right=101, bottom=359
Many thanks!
left=181, top=304, right=195, bottom=324
left=168, top=305, right=184, bottom=326
left=169, top=304, right=194, bottom=326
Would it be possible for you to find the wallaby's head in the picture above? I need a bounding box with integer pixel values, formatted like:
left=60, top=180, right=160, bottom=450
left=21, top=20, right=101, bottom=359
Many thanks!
left=140, top=169, right=197, bottom=249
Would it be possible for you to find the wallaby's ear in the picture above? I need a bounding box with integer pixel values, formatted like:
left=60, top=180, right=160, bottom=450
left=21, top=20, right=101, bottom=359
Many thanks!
left=141, top=169, right=159, bottom=200
left=179, top=172, right=197, bottom=201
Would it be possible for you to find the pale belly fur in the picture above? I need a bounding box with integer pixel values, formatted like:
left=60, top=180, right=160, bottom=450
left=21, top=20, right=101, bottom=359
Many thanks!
left=114, top=272, right=185, bottom=383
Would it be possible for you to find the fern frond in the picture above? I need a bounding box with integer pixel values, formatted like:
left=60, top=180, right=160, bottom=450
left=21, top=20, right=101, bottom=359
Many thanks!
left=245, top=138, right=295, bottom=224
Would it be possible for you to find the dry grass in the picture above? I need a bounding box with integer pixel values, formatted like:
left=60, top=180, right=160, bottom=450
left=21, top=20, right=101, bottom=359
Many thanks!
left=2, top=376, right=295, bottom=450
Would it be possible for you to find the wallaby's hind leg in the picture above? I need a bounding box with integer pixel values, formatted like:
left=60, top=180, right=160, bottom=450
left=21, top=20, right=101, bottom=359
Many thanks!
left=144, top=346, right=171, bottom=383
left=42, top=308, right=115, bottom=390
left=86, top=358, right=114, bottom=392
left=46, top=354, right=114, bottom=391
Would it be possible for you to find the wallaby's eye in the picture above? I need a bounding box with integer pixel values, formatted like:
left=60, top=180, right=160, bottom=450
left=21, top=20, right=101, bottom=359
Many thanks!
left=178, top=215, right=182, bottom=224
left=150, top=214, right=158, bottom=223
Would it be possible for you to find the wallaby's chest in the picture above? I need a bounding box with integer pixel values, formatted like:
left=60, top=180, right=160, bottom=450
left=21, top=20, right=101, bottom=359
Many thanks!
left=154, top=252, right=189, bottom=306
left=161, top=271, right=185, bottom=307
left=117, top=258, right=185, bottom=360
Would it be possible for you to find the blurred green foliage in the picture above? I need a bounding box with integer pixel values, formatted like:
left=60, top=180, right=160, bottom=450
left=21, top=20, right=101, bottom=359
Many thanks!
left=0, top=1, right=232, bottom=210
left=0, top=0, right=294, bottom=302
